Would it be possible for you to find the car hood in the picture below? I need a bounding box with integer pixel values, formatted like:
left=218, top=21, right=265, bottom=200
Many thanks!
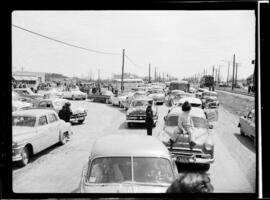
left=12, top=100, right=32, bottom=109
left=128, top=106, right=147, bottom=115
left=81, top=183, right=169, bottom=193
left=71, top=91, right=86, bottom=95
left=12, top=126, right=36, bottom=144
left=71, top=106, right=87, bottom=114
left=163, top=126, right=209, bottom=145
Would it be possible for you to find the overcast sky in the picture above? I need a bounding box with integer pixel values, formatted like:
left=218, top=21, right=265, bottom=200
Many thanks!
left=12, top=11, right=255, bottom=80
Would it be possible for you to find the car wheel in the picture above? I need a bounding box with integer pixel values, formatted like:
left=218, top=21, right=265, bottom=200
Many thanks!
left=19, top=147, right=30, bottom=167
left=105, top=98, right=109, bottom=104
left=201, top=164, right=210, bottom=171
left=78, top=119, right=85, bottom=124
left=72, top=95, right=76, bottom=100
left=60, top=132, right=69, bottom=145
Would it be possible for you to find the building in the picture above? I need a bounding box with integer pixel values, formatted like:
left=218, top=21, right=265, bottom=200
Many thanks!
left=12, top=71, right=46, bottom=83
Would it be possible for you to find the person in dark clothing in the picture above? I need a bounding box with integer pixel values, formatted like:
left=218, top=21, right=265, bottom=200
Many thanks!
left=58, top=102, right=73, bottom=123
left=145, top=100, right=154, bottom=136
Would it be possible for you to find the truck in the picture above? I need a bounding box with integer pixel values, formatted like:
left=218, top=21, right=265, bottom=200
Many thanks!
left=200, top=75, right=215, bottom=90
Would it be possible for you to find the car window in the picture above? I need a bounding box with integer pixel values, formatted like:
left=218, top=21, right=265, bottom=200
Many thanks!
left=88, top=157, right=132, bottom=183
left=38, top=101, right=49, bottom=108
left=48, top=113, right=58, bottom=123
left=133, top=157, right=174, bottom=184
left=131, top=100, right=148, bottom=107
left=38, top=115, right=48, bottom=126
left=12, top=116, right=36, bottom=127
left=192, top=116, right=207, bottom=128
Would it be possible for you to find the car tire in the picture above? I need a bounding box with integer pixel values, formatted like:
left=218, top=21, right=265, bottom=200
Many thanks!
left=60, top=132, right=69, bottom=145
left=127, top=122, right=132, bottom=128
left=78, top=119, right=85, bottom=124
left=19, top=147, right=30, bottom=167
left=201, top=164, right=210, bottom=171
left=105, top=99, right=109, bottom=104
left=72, top=95, right=76, bottom=100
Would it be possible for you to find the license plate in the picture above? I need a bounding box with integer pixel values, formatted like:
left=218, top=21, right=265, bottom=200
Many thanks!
left=177, top=156, right=190, bottom=163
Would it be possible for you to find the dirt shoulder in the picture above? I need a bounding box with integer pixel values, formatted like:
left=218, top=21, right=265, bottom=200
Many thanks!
left=217, top=90, right=255, bottom=117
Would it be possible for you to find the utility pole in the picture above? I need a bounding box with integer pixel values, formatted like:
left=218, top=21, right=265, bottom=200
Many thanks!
left=232, top=54, right=235, bottom=90
left=98, top=69, right=100, bottom=81
left=227, top=61, right=230, bottom=85
left=121, top=49, right=125, bottom=93
left=155, top=67, right=156, bottom=82
left=235, top=63, right=239, bottom=87
left=149, top=64, right=151, bottom=83
left=218, top=65, right=221, bottom=84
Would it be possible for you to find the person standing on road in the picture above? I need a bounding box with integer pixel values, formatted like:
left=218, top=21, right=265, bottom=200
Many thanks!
left=145, top=100, right=154, bottom=136
left=58, top=102, right=73, bottom=123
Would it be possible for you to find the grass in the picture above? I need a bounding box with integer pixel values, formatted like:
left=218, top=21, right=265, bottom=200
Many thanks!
left=217, top=91, right=255, bottom=117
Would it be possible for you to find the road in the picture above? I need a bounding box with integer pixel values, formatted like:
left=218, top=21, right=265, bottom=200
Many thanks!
left=12, top=99, right=256, bottom=193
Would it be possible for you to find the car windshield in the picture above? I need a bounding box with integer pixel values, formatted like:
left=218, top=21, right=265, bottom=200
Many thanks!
left=88, top=157, right=173, bottom=184
left=12, top=116, right=36, bottom=127
left=166, top=115, right=207, bottom=128
left=131, top=100, right=148, bottom=107
left=151, top=90, right=163, bottom=94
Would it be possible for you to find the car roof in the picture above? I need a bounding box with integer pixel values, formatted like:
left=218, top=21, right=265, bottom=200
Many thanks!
left=12, top=108, right=57, bottom=117
left=178, top=97, right=202, bottom=105
left=91, top=134, right=171, bottom=159
left=168, top=107, right=206, bottom=118
left=171, top=90, right=185, bottom=93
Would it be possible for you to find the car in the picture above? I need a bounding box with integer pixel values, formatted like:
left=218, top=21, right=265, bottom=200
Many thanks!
left=175, top=97, right=203, bottom=108
left=238, top=109, right=255, bottom=144
left=36, top=98, right=87, bottom=124
left=62, top=87, right=87, bottom=100
left=201, top=91, right=219, bottom=109
left=122, top=91, right=148, bottom=110
left=110, top=92, right=132, bottom=107
left=12, top=91, right=33, bottom=112
left=195, top=88, right=209, bottom=99
left=89, top=90, right=114, bottom=104
left=147, top=88, right=166, bottom=105
left=78, top=134, right=179, bottom=193
left=158, top=107, right=216, bottom=171
left=38, top=87, right=63, bottom=99
left=126, top=98, right=158, bottom=127
left=13, top=88, right=44, bottom=99
left=165, top=90, right=186, bottom=107
left=12, top=109, right=73, bottom=166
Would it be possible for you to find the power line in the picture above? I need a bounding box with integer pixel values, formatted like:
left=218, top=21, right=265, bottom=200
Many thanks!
left=124, top=54, right=145, bottom=69
left=12, top=24, right=121, bottom=56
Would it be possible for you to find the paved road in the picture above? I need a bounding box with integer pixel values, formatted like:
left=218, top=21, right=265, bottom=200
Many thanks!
left=12, top=99, right=255, bottom=193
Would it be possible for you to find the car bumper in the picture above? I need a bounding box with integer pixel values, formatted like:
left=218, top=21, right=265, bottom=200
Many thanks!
left=174, top=155, right=214, bottom=164
left=126, top=119, right=158, bottom=123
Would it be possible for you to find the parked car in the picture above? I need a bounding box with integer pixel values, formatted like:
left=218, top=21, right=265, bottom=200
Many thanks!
left=62, top=87, right=87, bottom=100
left=238, top=109, right=255, bottom=144
left=36, top=98, right=87, bottom=124
left=78, top=134, right=179, bottom=193
left=12, top=109, right=73, bottom=166
left=126, top=98, right=158, bottom=127
left=13, top=88, right=44, bottom=99
left=195, top=88, right=209, bottom=99
left=147, top=88, right=166, bottom=105
left=201, top=91, right=219, bottom=109
left=12, top=91, right=33, bottom=112
left=110, top=92, right=132, bottom=107
left=158, top=107, right=216, bottom=171
left=89, top=90, right=114, bottom=104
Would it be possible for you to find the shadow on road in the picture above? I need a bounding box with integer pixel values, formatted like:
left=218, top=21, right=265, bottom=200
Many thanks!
left=12, top=142, right=62, bottom=170
left=118, top=122, right=147, bottom=130
left=233, top=133, right=256, bottom=153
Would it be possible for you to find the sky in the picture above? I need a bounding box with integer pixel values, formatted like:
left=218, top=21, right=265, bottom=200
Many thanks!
left=12, top=11, right=255, bottom=81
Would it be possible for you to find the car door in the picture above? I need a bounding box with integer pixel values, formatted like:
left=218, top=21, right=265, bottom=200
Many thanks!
left=35, top=115, right=51, bottom=153
left=47, top=113, right=61, bottom=144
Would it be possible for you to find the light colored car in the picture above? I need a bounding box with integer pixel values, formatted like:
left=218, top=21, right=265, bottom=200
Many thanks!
left=158, top=107, right=215, bottom=171
left=147, top=88, right=165, bottom=105
left=201, top=91, right=219, bottom=108
left=110, top=92, right=132, bottom=107
left=12, top=91, right=33, bottom=112
left=36, top=98, right=87, bottom=124
left=78, top=134, right=179, bottom=193
left=122, top=91, right=148, bottom=110
left=12, top=109, right=73, bottom=166
left=238, top=109, right=255, bottom=144
left=13, top=88, right=44, bottom=99
left=175, top=97, right=203, bottom=108
left=62, top=87, right=87, bottom=100
left=38, top=87, right=63, bottom=99
left=126, top=98, right=158, bottom=127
